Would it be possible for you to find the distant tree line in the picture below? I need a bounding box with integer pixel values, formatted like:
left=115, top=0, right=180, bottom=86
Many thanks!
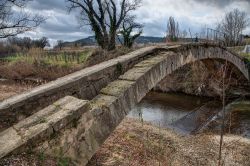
left=6, top=36, right=50, bottom=50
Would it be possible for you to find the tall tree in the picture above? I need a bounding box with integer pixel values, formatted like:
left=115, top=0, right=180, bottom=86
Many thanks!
left=0, top=0, right=45, bottom=38
left=33, top=37, right=50, bottom=49
left=56, top=40, right=64, bottom=50
left=67, top=0, right=141, bottom=50
left=118, top=16, right=143, bottom=48
left=217, top=9, right=249, bottom=46
left=166, top=16, right=180, bottom=42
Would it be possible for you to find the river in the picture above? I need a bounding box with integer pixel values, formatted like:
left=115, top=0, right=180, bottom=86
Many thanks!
left=128, top=91, right=250, bottom=138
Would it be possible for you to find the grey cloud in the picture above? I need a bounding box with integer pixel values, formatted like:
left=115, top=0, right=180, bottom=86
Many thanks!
left=27, top=0, right=67, bottom=11
left=18, top=0, right=250, bottom=44
left=194, top=0, right=250, bottom=8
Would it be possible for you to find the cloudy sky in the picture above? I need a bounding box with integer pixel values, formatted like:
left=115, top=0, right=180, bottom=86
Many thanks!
left=19, top=0, right=250, bottom=45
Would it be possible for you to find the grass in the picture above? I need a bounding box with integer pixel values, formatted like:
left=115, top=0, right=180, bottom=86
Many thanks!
left=1, top=48, right=92, bottom=67
left=228, top=46, right=250, bottom=61
left=0, top=46, right=134, bottom=81
left=0, top=48, right=94, bottom=81
left=87, top=118, right=250, bottom=166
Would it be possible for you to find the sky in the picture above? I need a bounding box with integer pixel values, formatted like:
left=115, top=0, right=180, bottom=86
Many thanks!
left=19, top=0, right=250, bottom=45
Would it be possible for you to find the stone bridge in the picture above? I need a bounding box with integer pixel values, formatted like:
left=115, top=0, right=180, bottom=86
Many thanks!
left=0, top=43, right=249, bottom=165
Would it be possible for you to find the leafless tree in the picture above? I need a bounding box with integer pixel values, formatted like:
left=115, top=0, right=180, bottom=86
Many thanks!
left=56, top=40, right=64, bottom=50
left=199, top=24, right=208, bottom=39
left=211, top=61, right=234, bottom=166
left=33, top=37, right=50, bottom=49
left=166, top=16, right=180, bottom=42
left=0, top=0, right=45, bottom=38
left=7, top=36, right=31, bottom=50
left=118, top=16, right=143, bottom=48
left=217, top=9, right=249, bottom=46
left=66, top=0, right=141, bottom=50
left=179, top=29, right=187, bottom=39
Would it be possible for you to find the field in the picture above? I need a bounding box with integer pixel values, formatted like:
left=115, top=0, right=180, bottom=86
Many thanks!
left=0, top=46, right=134, bottom=100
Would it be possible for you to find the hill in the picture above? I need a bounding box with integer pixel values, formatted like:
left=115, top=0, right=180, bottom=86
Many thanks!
left=63, top=36, right=165, bottom=46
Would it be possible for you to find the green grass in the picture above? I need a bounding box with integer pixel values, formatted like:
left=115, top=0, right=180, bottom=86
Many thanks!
left=0, top=50, right=92, bottom=67
left=228, top=46, right=250, bottom=61
left=245, top=38, right=250, bottom=45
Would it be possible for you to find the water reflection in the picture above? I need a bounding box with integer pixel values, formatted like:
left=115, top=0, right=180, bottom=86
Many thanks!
left=129, top=92, right=250, bottom=138
left=129, top=92, right=210, bottom=128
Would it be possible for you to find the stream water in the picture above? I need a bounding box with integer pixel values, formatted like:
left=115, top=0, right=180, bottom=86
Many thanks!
left=128, top=91, right=250, bottom=138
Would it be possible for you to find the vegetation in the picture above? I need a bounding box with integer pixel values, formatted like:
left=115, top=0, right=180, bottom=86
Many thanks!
left=118, top=17, right=143, bottom=48
left=87, top=118, right=250, bottom=166
left=228, top=46, right=250, bottom=60
left=217, top=9, right=250, bottom=46
left=166, top=16, right=180, bottom=42
left=66, top=0, right=142, bottom=50
left=0, top=48, right=90, bottom=81
left=0, top=0, right=45, bottom=38
left=0, top=46, right=134, bottom=82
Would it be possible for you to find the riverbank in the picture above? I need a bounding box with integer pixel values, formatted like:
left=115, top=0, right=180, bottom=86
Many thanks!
left=87, top=118, right=250, bottom=166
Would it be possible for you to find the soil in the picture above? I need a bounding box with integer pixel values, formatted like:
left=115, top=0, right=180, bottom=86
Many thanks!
left=0, top=80, right=34, bottom=101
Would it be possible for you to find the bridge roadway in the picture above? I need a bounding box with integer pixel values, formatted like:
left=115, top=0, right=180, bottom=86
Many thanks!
left=0, top=43, right=249, bottom=165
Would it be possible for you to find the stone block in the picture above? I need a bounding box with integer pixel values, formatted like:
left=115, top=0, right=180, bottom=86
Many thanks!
left=0, top=96, right=88, bottom=159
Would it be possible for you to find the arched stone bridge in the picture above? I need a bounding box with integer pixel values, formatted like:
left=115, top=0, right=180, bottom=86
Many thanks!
left=0, top=43, right=249, bottom=165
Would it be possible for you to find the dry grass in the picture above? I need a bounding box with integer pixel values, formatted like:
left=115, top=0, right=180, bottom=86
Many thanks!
left=228, top=46, right=250, bottom=61
left=87, top=118, right=250, bottom=166
left=0, top=80, right=35, bottom=101
left=0, top=46, right=133, bottom=82
left=1, top=118, right=249, bottom=166
left=0, top=46, right=134, bottom=101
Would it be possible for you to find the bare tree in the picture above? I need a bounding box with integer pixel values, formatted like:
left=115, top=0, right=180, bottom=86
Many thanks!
left=179, top=29, right=187, bottom=39
left=199, top=24, right=208, bottom=39
left=118, top=16, right=143, bottom=48
left=22, top=37, right=32, bottom=50
left=0, top=0, right=45, bottom=38
left=56, top=40, right=64, bottom=50
left=33, top=37, right=50, bottom=49
left=217, top=9, right=249, bottom=46
left=66, top=0, right=141, bottom=50
left=166, top=16, right=180, bottom=42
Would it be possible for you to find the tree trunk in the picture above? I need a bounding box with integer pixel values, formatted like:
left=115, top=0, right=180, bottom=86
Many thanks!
left=108, top=30, right=116, bottom=51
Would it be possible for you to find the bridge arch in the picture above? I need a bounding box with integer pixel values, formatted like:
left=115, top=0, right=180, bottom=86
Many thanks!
left=164, top=44, right=249, bottom=80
